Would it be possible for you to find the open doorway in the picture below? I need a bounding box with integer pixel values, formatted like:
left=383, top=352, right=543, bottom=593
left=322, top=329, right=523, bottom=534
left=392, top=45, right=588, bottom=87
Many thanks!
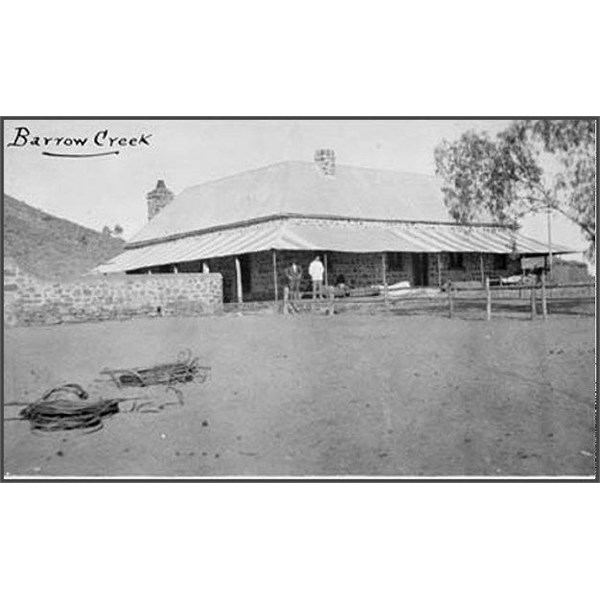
left=412, top=253, right=429, bottom=287
left=239, top=254, right=252, bottom=295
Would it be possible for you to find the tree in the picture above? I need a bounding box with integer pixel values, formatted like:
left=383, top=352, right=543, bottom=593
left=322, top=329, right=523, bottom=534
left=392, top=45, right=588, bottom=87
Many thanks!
left=102, top=224, right=124, bottom=237
left=434, top=119, right=596, bottom=257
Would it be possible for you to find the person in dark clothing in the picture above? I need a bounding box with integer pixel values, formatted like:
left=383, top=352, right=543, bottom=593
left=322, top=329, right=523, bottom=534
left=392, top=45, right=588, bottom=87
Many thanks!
left=285, top=261, right=303, bottom=302
left=532, top=265, right=544, bottom=285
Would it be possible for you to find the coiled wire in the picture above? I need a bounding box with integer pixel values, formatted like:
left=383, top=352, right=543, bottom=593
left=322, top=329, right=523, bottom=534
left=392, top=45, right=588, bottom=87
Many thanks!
left=19, top=384, right=119, bottom=432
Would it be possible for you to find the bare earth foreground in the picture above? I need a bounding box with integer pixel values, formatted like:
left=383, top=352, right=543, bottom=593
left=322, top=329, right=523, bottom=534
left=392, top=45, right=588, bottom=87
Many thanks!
left=3, top=312, right=596, bottom=478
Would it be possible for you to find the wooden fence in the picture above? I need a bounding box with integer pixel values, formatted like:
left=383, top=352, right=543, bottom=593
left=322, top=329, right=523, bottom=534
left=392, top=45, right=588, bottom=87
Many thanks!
left=446, top=277, right=595, bottom=320
left=281, top=278, right=595, bottom=319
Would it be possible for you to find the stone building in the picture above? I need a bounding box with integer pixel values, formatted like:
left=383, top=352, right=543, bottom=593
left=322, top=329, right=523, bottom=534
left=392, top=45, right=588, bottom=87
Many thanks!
left=96, top=150, right=572, bottom=302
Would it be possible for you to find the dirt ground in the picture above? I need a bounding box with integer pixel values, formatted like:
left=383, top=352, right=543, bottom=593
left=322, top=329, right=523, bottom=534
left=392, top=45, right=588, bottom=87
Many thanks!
left=3, top=310, right=596, bottom=478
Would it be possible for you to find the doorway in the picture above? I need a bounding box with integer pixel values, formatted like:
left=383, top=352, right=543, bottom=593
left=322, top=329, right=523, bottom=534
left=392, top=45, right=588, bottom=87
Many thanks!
left=240, top=254, right=252, bottom=295
left=412, top=253, right=429, bottom=287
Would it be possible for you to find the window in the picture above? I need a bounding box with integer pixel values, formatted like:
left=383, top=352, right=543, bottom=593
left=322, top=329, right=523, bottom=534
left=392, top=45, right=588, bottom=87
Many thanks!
left=388, top=252, right=404, bottom=270
left=448, top=252, right=464, bottom=270
left=494, top=254, right=508, bottom=270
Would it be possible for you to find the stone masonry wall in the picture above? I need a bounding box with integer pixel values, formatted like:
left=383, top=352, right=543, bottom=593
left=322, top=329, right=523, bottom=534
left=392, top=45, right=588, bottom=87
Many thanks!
left=235, top=250, right=519, bottom=301
left=4, top=258, right=223, bottom=327
left=272, top=251, right=408, bottom=298
left=432, top=252, right=520, bottom=286
left=205, top=257, right=236, bottom=303
left=121, top=248, right=521, bottom=304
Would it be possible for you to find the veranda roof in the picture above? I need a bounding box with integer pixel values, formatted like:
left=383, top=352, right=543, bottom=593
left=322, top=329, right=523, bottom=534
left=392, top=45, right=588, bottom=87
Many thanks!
left=95, top=220, right=572, bottom=274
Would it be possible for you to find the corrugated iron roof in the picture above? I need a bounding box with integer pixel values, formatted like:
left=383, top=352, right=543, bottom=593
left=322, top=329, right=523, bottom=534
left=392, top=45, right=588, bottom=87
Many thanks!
left=95, top=220, right=572, bottom=273
left=128, top=162, right=470, bottom=245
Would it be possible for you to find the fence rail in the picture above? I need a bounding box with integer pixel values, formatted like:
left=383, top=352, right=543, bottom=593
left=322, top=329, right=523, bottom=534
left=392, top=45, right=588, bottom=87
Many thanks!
left=281, top=279, right=595, bottom=319
left=434, top=276, right=593, bottom=320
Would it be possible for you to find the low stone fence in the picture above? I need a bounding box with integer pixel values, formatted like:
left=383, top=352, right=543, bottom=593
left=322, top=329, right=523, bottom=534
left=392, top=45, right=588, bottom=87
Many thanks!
left=4, top=260, right=223, bottom=327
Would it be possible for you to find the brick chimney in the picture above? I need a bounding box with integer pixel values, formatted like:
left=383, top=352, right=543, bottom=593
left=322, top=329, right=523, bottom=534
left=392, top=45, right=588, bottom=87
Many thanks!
left=314, top=149, right=336, bottom=177
left=146, top=180, right=174, bottom=221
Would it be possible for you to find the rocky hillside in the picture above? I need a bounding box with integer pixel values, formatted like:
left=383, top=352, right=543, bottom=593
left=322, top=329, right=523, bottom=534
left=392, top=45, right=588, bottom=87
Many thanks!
left=3, top=194, right=125, bottom=280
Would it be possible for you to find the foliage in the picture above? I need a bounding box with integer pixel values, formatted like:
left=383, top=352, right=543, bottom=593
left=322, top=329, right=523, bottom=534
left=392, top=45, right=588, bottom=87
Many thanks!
left=103, top=224, right=124, bottom=237
left=434, top=119, right=596, bottom=256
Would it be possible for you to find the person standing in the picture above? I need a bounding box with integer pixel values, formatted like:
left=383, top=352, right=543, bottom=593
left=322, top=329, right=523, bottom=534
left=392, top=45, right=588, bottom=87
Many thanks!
left=285, top=261, right=303, bottom=302
left=308, top=255, right=325, bottom=300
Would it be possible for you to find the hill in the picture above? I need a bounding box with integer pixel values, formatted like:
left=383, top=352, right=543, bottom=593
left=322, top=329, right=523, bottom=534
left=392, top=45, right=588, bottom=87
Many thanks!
left=3, top=194, right=125, bottom=280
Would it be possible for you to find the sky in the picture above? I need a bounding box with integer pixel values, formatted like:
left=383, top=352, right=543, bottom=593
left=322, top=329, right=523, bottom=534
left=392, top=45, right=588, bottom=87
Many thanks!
left=3, top=119, right=590, bottom=262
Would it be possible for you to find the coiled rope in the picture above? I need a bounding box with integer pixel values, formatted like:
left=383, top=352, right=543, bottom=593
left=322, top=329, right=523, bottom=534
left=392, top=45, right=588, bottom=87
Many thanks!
left=19, top=383, right=119, bottom=432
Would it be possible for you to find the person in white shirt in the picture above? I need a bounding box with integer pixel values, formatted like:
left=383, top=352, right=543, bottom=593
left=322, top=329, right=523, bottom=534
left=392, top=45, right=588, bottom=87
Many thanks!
left=308, top=255, right=325, bottom=300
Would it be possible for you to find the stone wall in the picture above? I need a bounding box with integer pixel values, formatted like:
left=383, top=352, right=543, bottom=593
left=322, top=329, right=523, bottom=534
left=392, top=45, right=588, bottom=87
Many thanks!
left=433, top=252, right=521, bottom=285
left=260, top=251, right=409, bottom=299
left=205, top=257, right=236, bottom=302
left=120, top=248, right=520, bottom=303
left=4, top=258, right=222, bottom=327
left=4, top=257, right=37, bottom=327
left=227, top=250, right=518, bottom=301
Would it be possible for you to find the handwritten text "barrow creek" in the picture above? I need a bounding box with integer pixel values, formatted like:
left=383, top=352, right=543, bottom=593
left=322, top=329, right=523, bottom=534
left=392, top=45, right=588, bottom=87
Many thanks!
left=6, top=127, right=152, bottom=148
